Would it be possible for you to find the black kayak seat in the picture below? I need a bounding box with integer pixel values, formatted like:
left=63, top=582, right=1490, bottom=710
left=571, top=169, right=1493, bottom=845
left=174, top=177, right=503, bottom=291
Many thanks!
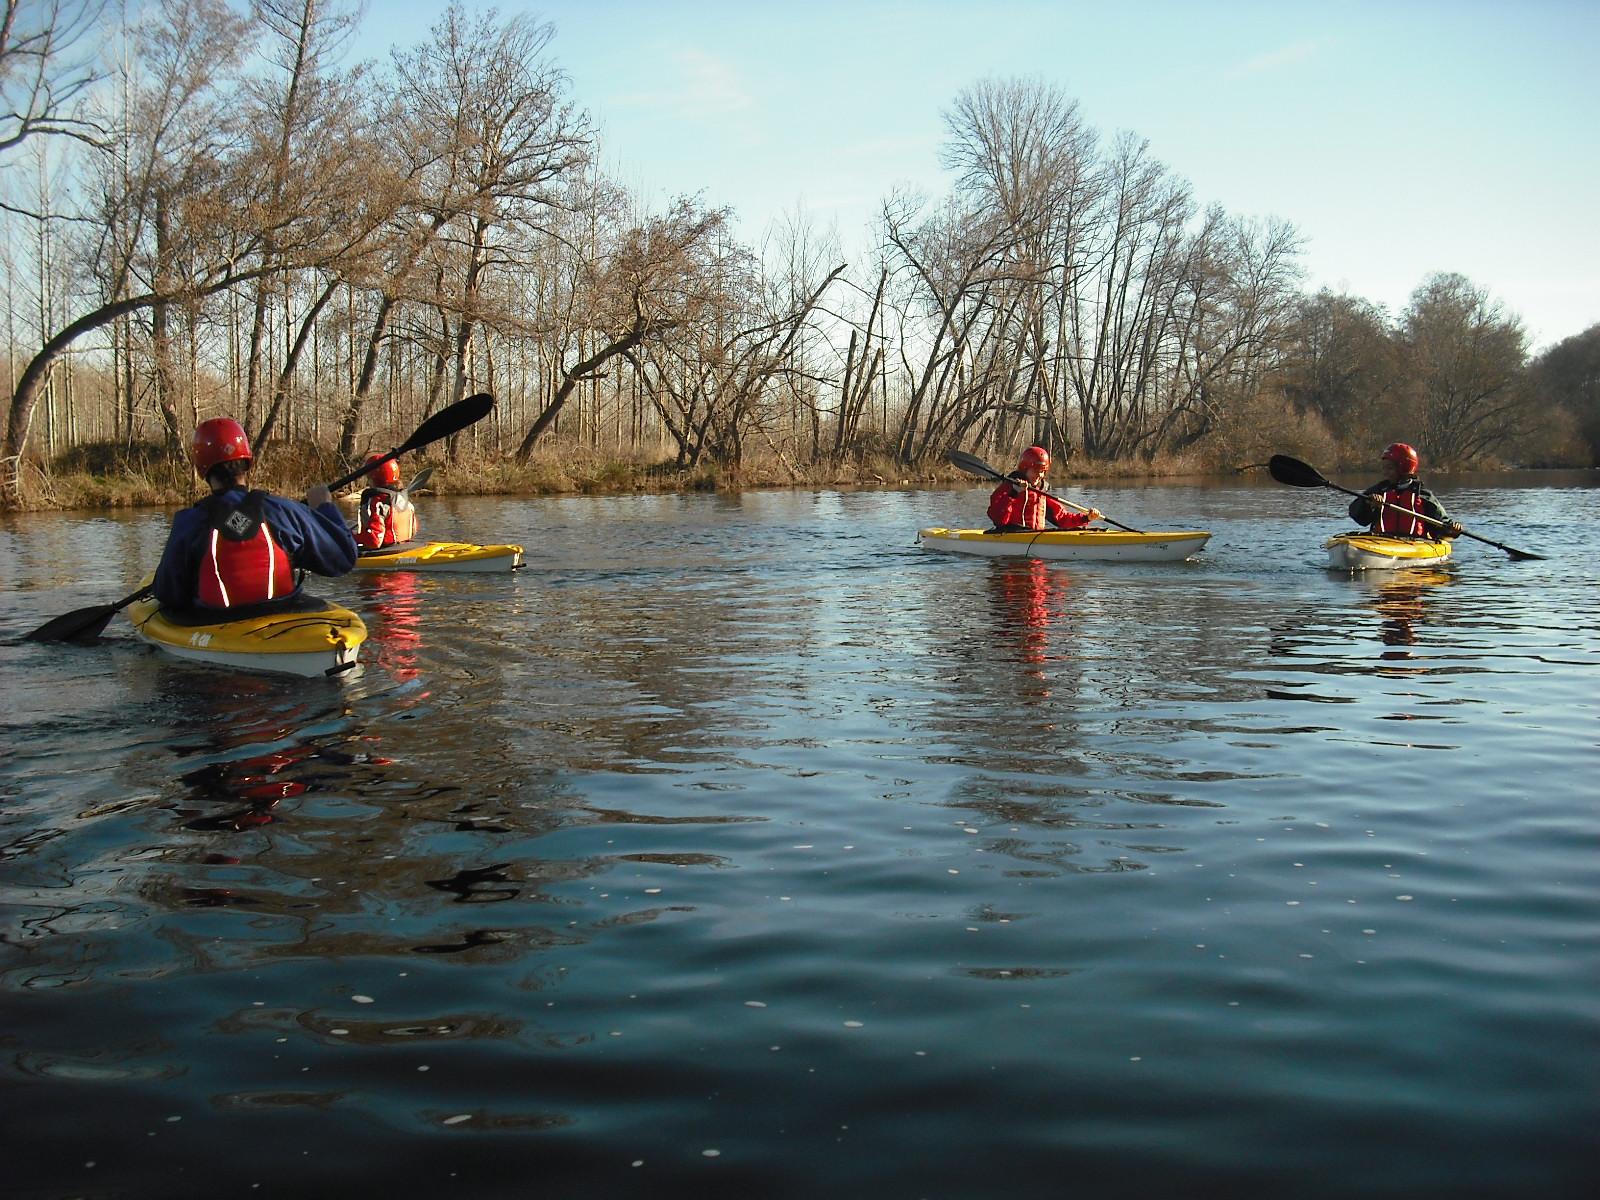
left=358, top=540, right=428, bottom=557
left=158, top=592, right=332, bottom=625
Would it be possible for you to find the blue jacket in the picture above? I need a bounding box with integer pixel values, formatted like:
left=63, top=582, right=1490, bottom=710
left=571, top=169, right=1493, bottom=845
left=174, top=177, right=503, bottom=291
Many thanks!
left=154, top=487, right=358, bottom=610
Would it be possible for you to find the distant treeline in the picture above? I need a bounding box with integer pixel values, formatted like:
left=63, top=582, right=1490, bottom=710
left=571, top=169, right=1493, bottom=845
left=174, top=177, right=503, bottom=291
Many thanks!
left=3, top=2, right=1596, bottom=508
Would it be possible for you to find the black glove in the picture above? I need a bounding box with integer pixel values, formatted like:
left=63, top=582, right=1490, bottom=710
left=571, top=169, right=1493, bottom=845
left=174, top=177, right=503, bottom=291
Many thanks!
left=1444, top=521, right=1464, bottom=538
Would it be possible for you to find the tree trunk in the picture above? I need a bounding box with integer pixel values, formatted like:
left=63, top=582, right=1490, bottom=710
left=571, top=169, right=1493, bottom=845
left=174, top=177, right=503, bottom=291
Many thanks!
left=516, top=320, right=648, bottom=460
left=254, top=275, right=338, bottom=448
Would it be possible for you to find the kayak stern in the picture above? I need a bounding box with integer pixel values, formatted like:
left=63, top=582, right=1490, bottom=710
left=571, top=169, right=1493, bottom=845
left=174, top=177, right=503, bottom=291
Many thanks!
left=354, top=541, right=524, bottom=573
left=127, top=595, right=368, bottom=677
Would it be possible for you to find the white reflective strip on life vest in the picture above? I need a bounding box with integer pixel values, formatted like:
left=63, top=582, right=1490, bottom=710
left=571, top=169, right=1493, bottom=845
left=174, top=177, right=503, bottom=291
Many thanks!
left=208, top=528, right=231, bottom=607
left=263, top=524, right=279, bottom=599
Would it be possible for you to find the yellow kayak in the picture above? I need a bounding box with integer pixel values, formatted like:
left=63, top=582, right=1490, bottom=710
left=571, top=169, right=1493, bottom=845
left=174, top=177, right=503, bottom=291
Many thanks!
left=917, top=527, right=1210, bottom=562
left=1326, top=533, right=1453, bottom=571
left=353, top=540, right=523, bottom=573
left=127, top=592, right=367, bottom=677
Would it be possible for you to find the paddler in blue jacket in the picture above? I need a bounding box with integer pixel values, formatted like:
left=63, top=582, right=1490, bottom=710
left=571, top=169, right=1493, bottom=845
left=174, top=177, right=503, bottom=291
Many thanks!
left=154, top=418, right=358, bottom=613
left=1347, top=442, right=1463, bottom=539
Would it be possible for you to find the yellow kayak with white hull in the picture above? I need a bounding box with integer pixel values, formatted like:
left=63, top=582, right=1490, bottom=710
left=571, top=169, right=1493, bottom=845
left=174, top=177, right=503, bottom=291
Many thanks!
left=127, top=592, right=367, bottom=677
left=353, top=540, right=523, bottom=573
left=1326, top=533, right=1453, bottom=571
left=917, top=527, right=1210, bottom=562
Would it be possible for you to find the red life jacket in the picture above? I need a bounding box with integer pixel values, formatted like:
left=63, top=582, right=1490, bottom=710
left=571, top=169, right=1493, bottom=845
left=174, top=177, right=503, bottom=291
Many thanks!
left=988, top=479, right=1086, bottom=531
left=196, top=491, right=295, bottom=608
left=357, top=487, right=418, bottom=550
left=1371, top=485, right=1427, bottom=536
left=990, top=481, right=1047, bottom=530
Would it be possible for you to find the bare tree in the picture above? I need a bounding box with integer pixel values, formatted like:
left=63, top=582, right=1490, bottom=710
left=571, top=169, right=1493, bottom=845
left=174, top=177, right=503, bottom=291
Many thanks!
left=396, top=1, right=589, bottom=444
left=239, top=0, right=365, bottom=441
left=627, top=224, right=844, bottom=469
left=942, top=77, right=1100, bottom=451
left=3, top=0, right=403, bottom=474
left=0, top=0, right=110, bottom=163
left=1282, top=289, right=1399, bottom=443
left=515, top=197, right=725, bottom=460
left=832, top=265, right=887, bottom=459
left=1529, top=324, right=1600, bottom=465
left=1402, top=272, right=1529, bottom=465
left=879, top=187, right=1043, bottom=464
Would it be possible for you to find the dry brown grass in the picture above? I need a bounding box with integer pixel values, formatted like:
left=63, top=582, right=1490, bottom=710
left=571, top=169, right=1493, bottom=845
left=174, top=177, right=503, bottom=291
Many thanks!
left=7, top=424, right=1542, bottom=514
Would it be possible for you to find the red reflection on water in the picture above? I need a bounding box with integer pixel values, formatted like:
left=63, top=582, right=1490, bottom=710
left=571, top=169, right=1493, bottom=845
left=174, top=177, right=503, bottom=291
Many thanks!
left=363, top=571, right=424, bottom=683
left=988, top=560, right=1070, bottom=701
left=179, top=738, right=320, bottom=831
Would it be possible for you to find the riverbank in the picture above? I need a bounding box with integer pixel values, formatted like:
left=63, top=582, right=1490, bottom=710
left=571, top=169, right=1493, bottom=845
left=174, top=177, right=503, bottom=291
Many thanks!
left=15, top=439, right=1578, bottom=514
left=4, top=441, right=1236, bottom=513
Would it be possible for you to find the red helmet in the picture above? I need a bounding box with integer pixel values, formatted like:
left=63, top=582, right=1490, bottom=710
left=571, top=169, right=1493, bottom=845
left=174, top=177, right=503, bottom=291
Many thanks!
left=1381, top=442, right=1419, bottom=475
left=1018, top=445, right=1050, bottom=472
left=364, top=454, right=400, bottom=487
left=191, top=418, right=252, bottom=473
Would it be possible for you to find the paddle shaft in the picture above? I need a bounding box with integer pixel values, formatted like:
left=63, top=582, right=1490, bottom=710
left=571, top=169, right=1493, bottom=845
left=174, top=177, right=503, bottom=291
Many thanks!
left=946, top=449, right=1142, bottom=533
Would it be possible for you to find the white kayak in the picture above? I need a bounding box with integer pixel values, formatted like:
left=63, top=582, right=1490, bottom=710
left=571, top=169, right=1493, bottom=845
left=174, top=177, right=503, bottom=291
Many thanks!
left=917, top=527, right=1210, bottom=562
left=1326, top=533, right=1453, bottom=571
left=353, top=540, right=523, bottom=573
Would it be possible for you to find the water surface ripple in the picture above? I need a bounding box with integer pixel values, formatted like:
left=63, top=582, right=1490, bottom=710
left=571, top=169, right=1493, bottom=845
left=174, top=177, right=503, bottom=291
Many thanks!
left=2, top=475, right=1596, bottom=1198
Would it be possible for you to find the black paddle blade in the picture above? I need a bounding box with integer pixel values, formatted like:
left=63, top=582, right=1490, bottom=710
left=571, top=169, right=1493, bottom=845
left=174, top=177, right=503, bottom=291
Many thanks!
left=327, top=394, right=495, bottom=492
left=1268, top=454, right=1328, bottom=488
left=400, top=392, right=493, bottom=455
left=947, top=448, right=1003, bottom=480
left=24, top=582, right=152, bottom=644
left=24, top=602, right=123, bottom=645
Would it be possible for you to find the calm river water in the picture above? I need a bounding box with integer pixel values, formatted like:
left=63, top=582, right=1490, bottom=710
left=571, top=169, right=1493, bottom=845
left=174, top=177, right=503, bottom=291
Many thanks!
left=2, top=473, right=1597, bottom=1199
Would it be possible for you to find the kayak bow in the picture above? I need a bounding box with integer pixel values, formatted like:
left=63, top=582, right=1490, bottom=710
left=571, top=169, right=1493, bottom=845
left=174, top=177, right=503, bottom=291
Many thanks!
left=1325, top=533, right=1453, bottom=571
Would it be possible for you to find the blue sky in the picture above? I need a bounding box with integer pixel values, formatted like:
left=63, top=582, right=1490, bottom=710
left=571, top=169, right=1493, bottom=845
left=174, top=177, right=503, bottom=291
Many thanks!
left=355, top=0, right=1599, bottom=350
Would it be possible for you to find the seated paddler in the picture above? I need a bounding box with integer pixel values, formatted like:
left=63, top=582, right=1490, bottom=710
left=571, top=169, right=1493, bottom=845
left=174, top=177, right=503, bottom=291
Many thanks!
left=153, top=418, right=358, bottom=614
left=354, top=454, right=420, bottom=551
left=987, top=444, right=1102, bottom=533
left=1347, top=442, right=1462, bottom=539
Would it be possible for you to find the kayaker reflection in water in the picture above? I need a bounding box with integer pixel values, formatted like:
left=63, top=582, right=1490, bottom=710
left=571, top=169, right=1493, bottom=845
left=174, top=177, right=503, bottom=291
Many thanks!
left=993, top=559, right=1061, bottom=679
left=988, top=445, right=1102, bottom=532
left=153, top=418, right=358, bottom=614
left=354, top=454, right=420, bottom=551
left=1347, top=442, right=1464, bottom=539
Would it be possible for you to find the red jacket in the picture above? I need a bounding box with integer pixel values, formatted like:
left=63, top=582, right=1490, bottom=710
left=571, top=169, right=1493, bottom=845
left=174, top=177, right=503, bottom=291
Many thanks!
left=357, top=487, right=419, bottom=550
left=988, top=477, right=1093, bottom=531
